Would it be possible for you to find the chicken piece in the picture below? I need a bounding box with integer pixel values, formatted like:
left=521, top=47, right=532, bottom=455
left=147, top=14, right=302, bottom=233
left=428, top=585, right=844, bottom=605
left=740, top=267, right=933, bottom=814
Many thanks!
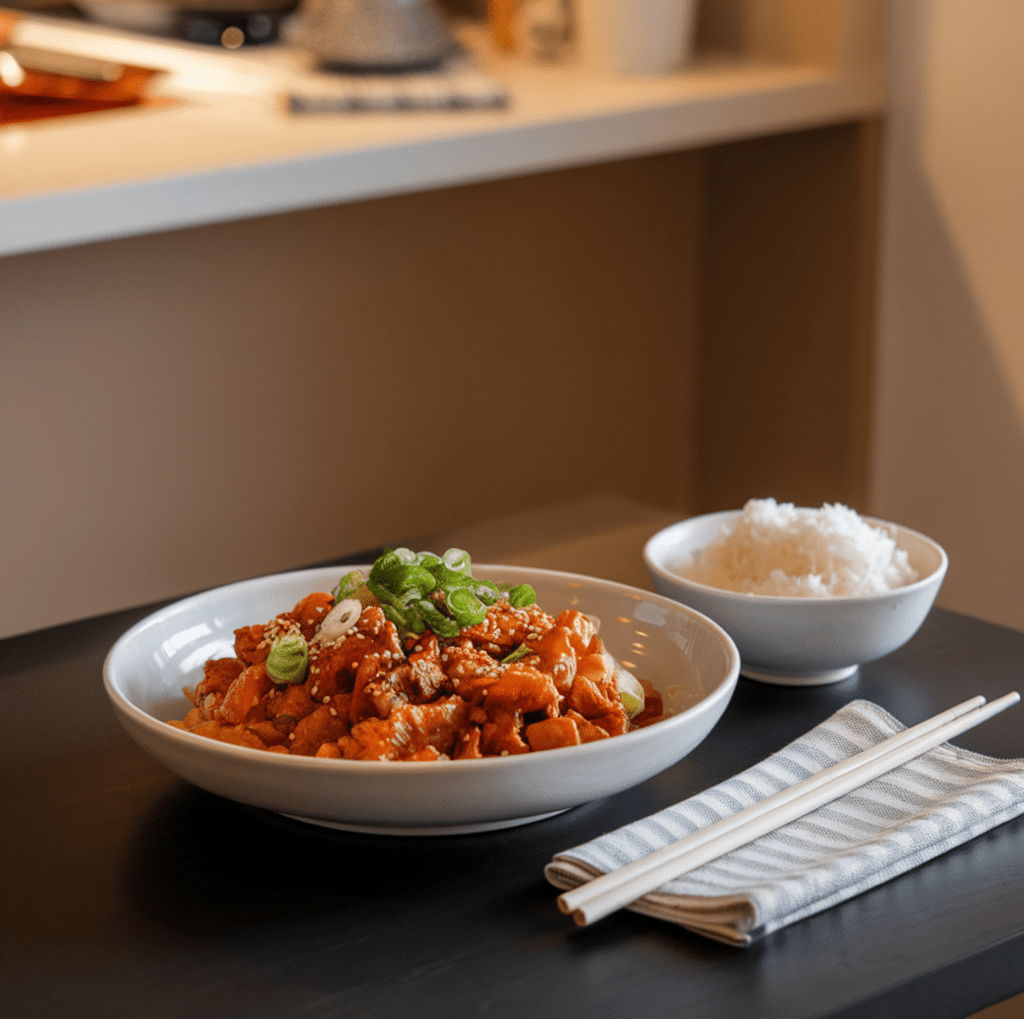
left=195, top=691, right=224, bottom=721
left=233, top=624, right=269, bottom=665
left=483, top=663, right=559, bottom=720
left=441, top=638, right=501, bottom=702
left=245, top=719, right=291, bottom=748
left=193, top=657, right=245, bottom=702
left=442, top=637, right=501, bottom=678
left=307, top=638, right=359, bottom=699
left=315, top=741, right=342, bottom=758
left=265, top=681, right=316, bottom=724
left=480, top=711, right=530, bottom=756
left=188, top=719, right=268, bottom=751
left=371, top=663, right=411, bottom=718
left=182, top=706, right=204, bottom=728
left=340, top=697, right=470, bottom=760
left=371, top=651, right=449, bottom=716
left=219, top=662, right=274, bottom=724
left=589, top=709, right=628, bottom=737
left=565, top=642, right=626, bottom=718
left=350, top=652, right=388, bottom=725
left=525, top=716, right=581, bottom=752
left=407, top=746, right=446, bottom=761
left=460, top=602, right=555, bottom=654
left=235, top=610, right=303, bottom=665
left=523, top=625, right=577, bottom=694
left=292, top=591, right=335, bottom=640
left=565, top=709, right=610, bottom=743
left=555, top=609, right=600, bottom=655
left=406, top=633, right=450, bottom=701
left=453, top=726, right=484, bottom=759
left=566, top=672, right=622, bottom=720
left=287, top=704, right=350, bottom=756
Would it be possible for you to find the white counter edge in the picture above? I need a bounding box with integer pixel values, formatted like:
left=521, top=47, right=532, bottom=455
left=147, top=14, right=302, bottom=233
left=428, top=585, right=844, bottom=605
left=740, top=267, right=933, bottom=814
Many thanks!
left=0, top=31, right=885, bottom=257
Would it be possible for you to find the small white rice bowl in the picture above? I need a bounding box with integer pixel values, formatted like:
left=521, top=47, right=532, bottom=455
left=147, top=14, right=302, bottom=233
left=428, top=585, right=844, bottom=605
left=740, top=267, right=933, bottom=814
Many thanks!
left=644, top=505, right=948, bottom=686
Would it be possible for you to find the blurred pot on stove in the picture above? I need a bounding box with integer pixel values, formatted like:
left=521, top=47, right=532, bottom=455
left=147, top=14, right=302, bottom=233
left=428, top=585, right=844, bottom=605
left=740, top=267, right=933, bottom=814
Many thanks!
left=282, top=0, right=459, bottom=70
left=79, top=0, right=300, bottom=47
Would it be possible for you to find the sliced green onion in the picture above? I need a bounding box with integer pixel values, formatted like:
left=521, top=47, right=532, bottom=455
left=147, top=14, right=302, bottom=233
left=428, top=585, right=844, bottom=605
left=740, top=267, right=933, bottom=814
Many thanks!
left=507, top=584, right=536, bottom=608
left=331, top=570, right=365, bottom=602
left=447, top=587, right=486, bottom=627
left=442, top=548, right=472, bottom=573
left=380, top=603, right=411, bottom=632
left=471, top=579, right=500, bottom=605
left=404, top=605, right=426, bottom=636
left=365, top=578, right=400, bottom=608
left=369, top=549, right=402, bottom=582
left=415, top=599, right=461, bottom=639
left=500, top=643, right=535, bottom=665
left=400, top=564, right=438, bottom=597
left=616, top=665, right=645, bottom=719
left=266, top=634, right=308, bottom=684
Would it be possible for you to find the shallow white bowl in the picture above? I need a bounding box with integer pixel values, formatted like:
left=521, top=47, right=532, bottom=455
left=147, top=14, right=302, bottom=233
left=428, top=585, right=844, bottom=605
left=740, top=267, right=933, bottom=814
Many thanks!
left=104, top=564, right=740, bottom=835
left=644, top=511, right=948, bottom=687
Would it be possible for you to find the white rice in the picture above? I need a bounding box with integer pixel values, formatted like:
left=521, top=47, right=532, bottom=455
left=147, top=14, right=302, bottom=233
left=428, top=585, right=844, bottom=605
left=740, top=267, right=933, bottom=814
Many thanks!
left=672, top=499, right=920, bottom=597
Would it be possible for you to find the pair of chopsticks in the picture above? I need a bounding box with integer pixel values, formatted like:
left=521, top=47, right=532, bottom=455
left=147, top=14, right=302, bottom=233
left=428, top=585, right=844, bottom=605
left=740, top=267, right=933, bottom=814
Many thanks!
left=559, top=692, right=1020, bottom=927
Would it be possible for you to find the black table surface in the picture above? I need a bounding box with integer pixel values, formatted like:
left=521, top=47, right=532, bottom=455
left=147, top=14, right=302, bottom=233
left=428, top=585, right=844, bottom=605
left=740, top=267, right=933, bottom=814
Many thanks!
left=3, top=579, right=1023, bottom=1019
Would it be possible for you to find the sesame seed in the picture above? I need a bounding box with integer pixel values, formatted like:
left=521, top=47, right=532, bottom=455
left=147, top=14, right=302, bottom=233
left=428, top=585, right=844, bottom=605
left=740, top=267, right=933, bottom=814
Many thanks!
left=323, top=695, right=331, bottom=703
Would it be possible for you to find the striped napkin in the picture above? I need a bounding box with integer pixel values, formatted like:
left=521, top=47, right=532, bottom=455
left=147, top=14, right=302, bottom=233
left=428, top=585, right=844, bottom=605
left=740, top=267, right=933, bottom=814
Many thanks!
left=545, top=699, right=1024, bottom=945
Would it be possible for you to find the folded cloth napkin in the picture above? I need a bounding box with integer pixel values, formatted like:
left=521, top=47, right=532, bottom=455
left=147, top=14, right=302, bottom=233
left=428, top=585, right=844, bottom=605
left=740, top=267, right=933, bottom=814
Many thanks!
left=545, top=699, right=1024, bottom=945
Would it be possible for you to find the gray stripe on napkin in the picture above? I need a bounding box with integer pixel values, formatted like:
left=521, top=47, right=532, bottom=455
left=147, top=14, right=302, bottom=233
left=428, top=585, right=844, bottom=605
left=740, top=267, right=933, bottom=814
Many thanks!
left=545, top=699, right=1024, bottom=945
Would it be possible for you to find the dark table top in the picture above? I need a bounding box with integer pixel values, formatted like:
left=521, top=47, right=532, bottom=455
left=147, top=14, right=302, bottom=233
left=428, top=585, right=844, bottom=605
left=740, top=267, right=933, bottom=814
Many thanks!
left=3, top=574, right=1023, bottom=1019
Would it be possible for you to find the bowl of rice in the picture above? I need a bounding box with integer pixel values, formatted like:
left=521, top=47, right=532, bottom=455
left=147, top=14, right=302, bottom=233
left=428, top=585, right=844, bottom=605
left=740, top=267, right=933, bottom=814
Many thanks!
left=643, top=499, right=948, bottom=686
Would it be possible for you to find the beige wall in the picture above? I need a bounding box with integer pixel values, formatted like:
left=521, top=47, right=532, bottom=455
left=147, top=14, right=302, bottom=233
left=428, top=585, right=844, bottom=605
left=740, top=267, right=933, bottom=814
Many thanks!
left=0, top=151, right=702, bottom=638
left=1, top=119, right=881, bottom=640
left=872, top=0, right=1024, bottom=631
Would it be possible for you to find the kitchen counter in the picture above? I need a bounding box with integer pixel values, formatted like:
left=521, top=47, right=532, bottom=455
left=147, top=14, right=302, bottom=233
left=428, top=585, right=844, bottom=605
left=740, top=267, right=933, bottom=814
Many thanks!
left=0, top=10, right=885, bottom=256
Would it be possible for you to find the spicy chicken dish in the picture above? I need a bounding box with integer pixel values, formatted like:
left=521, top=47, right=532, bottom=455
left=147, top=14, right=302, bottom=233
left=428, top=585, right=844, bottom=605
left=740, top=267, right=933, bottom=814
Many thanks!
left=169, top=548, right=664, bottom=761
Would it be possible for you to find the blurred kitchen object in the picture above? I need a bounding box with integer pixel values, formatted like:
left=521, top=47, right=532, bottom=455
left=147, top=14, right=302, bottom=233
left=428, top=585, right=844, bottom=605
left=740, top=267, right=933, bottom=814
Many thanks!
left=78, top=0, right=299, bottom=47
left=485, top=0, right=515, bottom=52
left=0, top=8, right=163, bottom=123
left=513, top=0, right=571, bottom=62
left=575, top=0, right=699, bottom=74
left=283, top=0, right=459, bottom=71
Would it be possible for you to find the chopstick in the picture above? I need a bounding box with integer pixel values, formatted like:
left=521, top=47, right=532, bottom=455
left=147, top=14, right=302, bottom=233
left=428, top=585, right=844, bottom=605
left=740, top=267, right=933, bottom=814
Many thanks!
left=559, top=692, right=1020, bottom=927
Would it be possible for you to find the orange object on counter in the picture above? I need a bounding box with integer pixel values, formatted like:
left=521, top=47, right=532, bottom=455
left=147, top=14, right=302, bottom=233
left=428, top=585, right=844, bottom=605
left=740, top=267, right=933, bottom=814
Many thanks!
left=486, top=0, right=517, bottom=52
left=0, top=10, right=165, bottom=125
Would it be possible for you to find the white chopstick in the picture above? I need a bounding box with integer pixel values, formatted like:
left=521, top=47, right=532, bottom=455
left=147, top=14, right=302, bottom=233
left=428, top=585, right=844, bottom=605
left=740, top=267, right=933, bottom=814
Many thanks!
left=559, top=692, right=1020, bottom=927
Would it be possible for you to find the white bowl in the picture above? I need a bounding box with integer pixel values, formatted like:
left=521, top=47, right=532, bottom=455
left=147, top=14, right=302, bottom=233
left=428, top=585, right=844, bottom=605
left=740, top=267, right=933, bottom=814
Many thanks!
left=644, top=511, right=948, bottom=687
left=104, top=564, right=739, bottom=835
